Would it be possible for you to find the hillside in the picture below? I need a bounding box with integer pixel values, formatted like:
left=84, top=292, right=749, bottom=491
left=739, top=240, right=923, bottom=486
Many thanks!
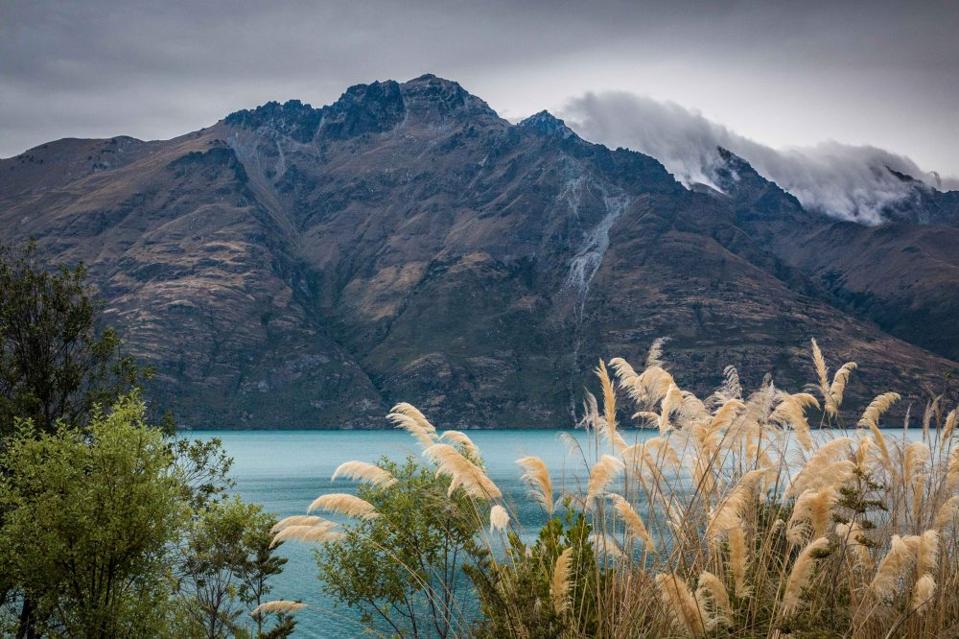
left=1, top=74, right=957, bottom=427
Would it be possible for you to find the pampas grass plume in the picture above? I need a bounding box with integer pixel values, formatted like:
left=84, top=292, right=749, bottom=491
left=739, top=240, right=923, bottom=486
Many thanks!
left=516, top=455, right=553, bottom=515
left=331, top=461, right=397, bottom=487
left=782, top=536, right=830, bottom=617
left=551, top=547, right=574, bottom=614
left=655, top=573, right=707, bottom=637
left=308, top=493, right=378, bottom=519
left=489, top=504, right=509, bottom=532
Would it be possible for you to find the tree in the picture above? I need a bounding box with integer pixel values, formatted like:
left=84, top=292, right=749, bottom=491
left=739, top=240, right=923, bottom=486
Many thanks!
left=0, top=243, right=151, bottom=637
left=0, top=242, right=290, bottom=638
left=178, top=497, right=293, bottom=639
left=0, top=242, right=143, bottom=440
left=0, top=394, right=186, bottom=639
left=317, top=457, right=485, bottom=639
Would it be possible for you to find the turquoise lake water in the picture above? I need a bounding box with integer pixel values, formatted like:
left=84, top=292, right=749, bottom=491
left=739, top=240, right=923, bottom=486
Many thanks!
left=186, top=428, right=605, bottom=638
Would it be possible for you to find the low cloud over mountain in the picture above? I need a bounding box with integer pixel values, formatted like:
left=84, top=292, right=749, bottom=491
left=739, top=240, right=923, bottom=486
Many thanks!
left=563, top=92, right=959, bottom=224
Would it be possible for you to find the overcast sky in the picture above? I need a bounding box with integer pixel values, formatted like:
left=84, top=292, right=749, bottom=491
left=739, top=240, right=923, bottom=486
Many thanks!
left=2, top=0, right=957, bottom=177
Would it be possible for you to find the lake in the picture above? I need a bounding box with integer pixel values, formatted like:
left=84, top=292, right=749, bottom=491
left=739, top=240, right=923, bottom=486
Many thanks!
left=187, top=428, right=601, bottom=638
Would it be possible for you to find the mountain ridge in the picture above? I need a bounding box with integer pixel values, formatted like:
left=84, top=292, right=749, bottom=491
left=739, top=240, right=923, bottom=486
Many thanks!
left=1, top=74, right=957, bottom=427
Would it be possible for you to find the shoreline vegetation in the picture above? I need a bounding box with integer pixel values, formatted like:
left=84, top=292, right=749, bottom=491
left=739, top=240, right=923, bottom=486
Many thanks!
left=286, top=338, right=959, bottom=638
left=0, top=245, right=298, bottom=638
left=3, top=241, right=959, bottom=637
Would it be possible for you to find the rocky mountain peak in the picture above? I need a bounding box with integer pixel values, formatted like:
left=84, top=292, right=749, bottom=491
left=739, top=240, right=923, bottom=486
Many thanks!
left=397, top=73, right=502, bottom=124
left=710, top=146, right=807, bottom=220
left=224, top=74, right=503, bottom=144
left=223, top=99, right=323, bottom=142
left=319, top=79, right=406, bottom=138
left=518, top=110, right=576, bottom=139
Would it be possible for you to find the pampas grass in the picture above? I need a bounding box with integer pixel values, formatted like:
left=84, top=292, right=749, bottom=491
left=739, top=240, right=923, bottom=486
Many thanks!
left=516, top=455, right=553, bottom=515
left=781, top=536, right=831, bottom=617
left=331, top=461, right=397, bottom=487
left=489, top=504, right=509, bottom=532
left=771, top=392, right=819, bottom=451
left=586, top=454, right=624, bottom=503
left=695, top=571, right=732, bottom=627
left=609, top=493, right=654, bottom=549
left=388, top=402, right=437, bottom=448
left=912, top=574, right=936, bottom=614
left=551, top=547, right=574, bottom=615
left=655, top=573, right=707, bottom=637
left=307, top=493, right=378, bottom=519
left=271, top=514, right=326, bottom=533
left=303, top=339, right=959, bottom=639
left=271, top=522, right=343, bottom=546
left=423, top=443, right=501, bottom=499
left=441, top=430, right=481, bottom=459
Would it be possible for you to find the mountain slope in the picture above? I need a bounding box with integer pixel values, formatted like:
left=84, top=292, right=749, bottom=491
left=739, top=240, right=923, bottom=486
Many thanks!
left=1, top=74, right=956, bottom=427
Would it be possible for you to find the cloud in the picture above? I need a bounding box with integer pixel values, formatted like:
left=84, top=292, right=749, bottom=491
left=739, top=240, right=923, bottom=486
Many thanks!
left=562, top=92, right=957, bottom=224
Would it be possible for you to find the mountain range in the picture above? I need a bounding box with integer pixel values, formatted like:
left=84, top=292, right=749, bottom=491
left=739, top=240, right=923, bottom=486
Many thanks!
left=1, top=74, right=957, bottom=427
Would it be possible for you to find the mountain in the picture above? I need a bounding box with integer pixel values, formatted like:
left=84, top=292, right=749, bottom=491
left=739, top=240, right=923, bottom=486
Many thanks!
left=1, top=74, right=957, bottom=427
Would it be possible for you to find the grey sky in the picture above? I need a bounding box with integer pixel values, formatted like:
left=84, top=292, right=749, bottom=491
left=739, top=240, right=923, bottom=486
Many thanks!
left=2, top=0, right=957, bottom=176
